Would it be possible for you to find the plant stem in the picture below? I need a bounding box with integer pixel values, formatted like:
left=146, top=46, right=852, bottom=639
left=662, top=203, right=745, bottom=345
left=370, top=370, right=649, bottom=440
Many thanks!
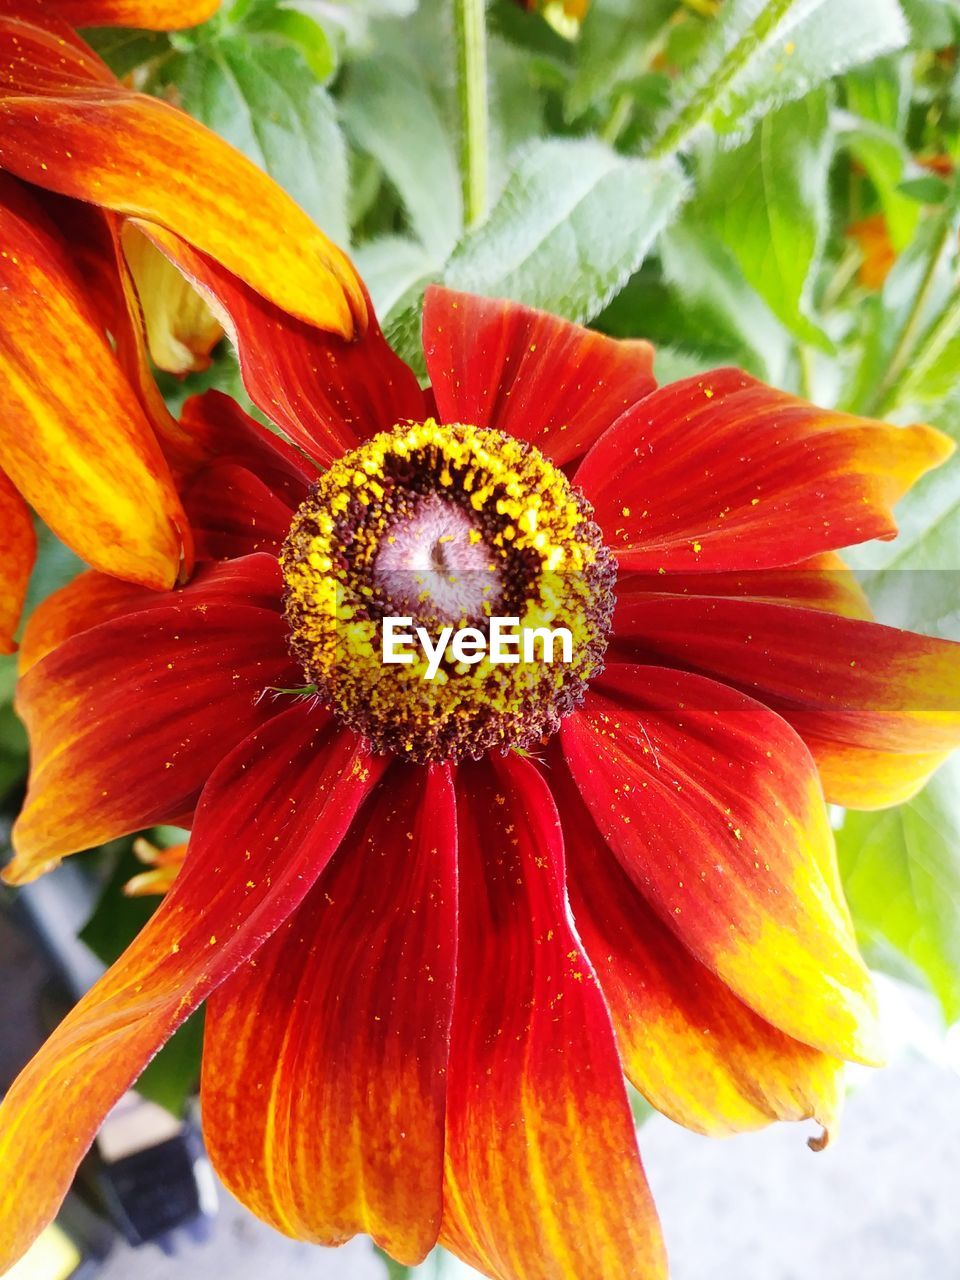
left=454, top=0, right=490, bottom=229
left=648, top=0, right=800, bottom=159
left=866, top=215, right=953, bottom=416
left=901, top=291, right=960, bottom=400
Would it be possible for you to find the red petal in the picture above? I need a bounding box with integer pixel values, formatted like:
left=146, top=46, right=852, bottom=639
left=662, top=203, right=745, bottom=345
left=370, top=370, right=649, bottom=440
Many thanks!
left=0, top=706, right=381, bottom=1275
left=0, top=12, right=110, bottom=92
left=19, top=572, right=154, bottom=674
left=616, top=551, right=873, bottom=620
left=178, top=392, right=313, bottom=561
left=575, top=368, right=953, bottom=570
left=422, top=286, right=657, bottom=467
left=9, top=555, right=298, bottom=878
left=562, top=667, right=882, bottom=1064
left=179, top=390, right=318, bottom=498
left=0, top=469, right=35, bottom=652
left=612, top=591, right=960, bottom=809
left=556, top=765, right=843, bottom=1139
left=441, top=753, right=665, bottom=1280
left=185, top=465, right=299, bottom=562
left=202, top=763, right=457, bottom=1264
left=136, top=226, right=428, bottom=464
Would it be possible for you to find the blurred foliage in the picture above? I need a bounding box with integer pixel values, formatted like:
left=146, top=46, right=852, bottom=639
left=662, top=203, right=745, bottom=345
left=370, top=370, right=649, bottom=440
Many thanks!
left=3, top=2, right=960, bottom=1268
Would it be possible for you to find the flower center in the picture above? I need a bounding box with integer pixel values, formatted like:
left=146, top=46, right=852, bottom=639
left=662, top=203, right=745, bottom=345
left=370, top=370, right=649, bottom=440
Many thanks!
left=280, top=419, right=615, bottom=763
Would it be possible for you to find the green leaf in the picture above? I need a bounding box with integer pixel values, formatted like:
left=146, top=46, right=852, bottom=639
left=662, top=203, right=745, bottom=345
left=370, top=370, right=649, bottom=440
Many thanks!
left=691, top=92, right=835, bottom=348
left=136, top=1010, right=205, bottom=1117
left=243, top=5, right=336, bottom=81
left=566, top=0, right=676, bottom=119
left=341, top=56, right=462, bottom=257
left=899, top=0, right=960, bottom=47
left=845, top=56, right=910, bottom=134
left=898, top=174, right=954, bottom=204
left=658, top=218, right=792, bottom=382
left=0, top=667, right=27, bottom=807
left=836, top=112, right=918, bottom=249
left=838, top=754, right=960, bottom=1023
left=650, top=0, right=909, bottom=154
left=843, top=204, right=960, bottom=416
left=156, top=40, right=349, bottom=245
left=444, top=139, right=688, bottom=324
left=713, top=0, right=910, bottom=135
left=83, top=26, right=171, bottom=77
left=355, top=236, right=440, bottom=319
left=79, top=844, right=163, bottom=966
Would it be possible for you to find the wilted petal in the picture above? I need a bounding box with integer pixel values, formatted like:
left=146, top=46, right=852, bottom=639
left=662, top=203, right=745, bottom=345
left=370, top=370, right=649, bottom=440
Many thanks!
left=0, top=705, right=380, bottom=1276
left=123, top=224, right=223, bottom=375
left=203, top=764, right=457, bottom=1265
left=575, top=368, right=953, bottom=571
left=562, top=666, right=883, bottom=1065
left=422, top=286, right=656, bottom=466
left=441, top=753, right=665, bottom=1280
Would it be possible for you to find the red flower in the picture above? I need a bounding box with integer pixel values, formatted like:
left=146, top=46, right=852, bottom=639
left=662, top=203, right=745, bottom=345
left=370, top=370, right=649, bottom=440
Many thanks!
left=2, top=275, right=959, bottom=1279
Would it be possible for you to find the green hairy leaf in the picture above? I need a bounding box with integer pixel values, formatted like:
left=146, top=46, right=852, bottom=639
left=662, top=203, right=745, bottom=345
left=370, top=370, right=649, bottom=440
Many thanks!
left=690, top=92, right=834, bottom=348
left=838, top=755, right=960, bottom=1024
left=444, top=139, right=688, bottom=323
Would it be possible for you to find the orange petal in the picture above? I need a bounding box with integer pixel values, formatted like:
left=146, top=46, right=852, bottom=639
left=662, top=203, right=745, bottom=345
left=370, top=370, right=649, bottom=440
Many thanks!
left=0, top=469, right=35, bottom=652
left=575, top=367, right=954, bottom=571
left=0, top=173, right=184, bottom=589
left=0, top=74, right=365, bottom=337
left=202, top=765, right=457, bottom=1265
left=18, top=569, right=157, bottom=674
left=0, top=707, right=382, bottom=1275
left=612, top=589, right=960, bottom=810
left=123, top=837, right=188, bottom=896
left=442, top=754, right=666, bottom=1280
left=562, top=667, right=883, bottom=1065
left=557, top=765, right=844, bottom=1140
left=45, top=1, right=220, bottom=28
left=9, top=556, right=297, bottom=880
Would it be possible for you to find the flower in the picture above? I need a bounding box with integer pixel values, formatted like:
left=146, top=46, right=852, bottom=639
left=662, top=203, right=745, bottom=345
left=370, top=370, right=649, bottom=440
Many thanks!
left=847, top=213, right=897, bottom=289
left=0, top=0, right=364, bottom=648
left=2, top=273, right=960, bottom=1280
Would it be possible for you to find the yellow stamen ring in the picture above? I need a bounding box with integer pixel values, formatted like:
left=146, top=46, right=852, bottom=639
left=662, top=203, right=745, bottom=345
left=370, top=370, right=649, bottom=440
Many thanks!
left=280, top=420, right=615, bottom=763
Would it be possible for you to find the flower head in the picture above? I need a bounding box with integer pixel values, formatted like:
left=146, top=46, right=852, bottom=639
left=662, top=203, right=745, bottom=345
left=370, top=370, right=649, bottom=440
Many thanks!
left=1, top=272, right=960, bottom=1280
